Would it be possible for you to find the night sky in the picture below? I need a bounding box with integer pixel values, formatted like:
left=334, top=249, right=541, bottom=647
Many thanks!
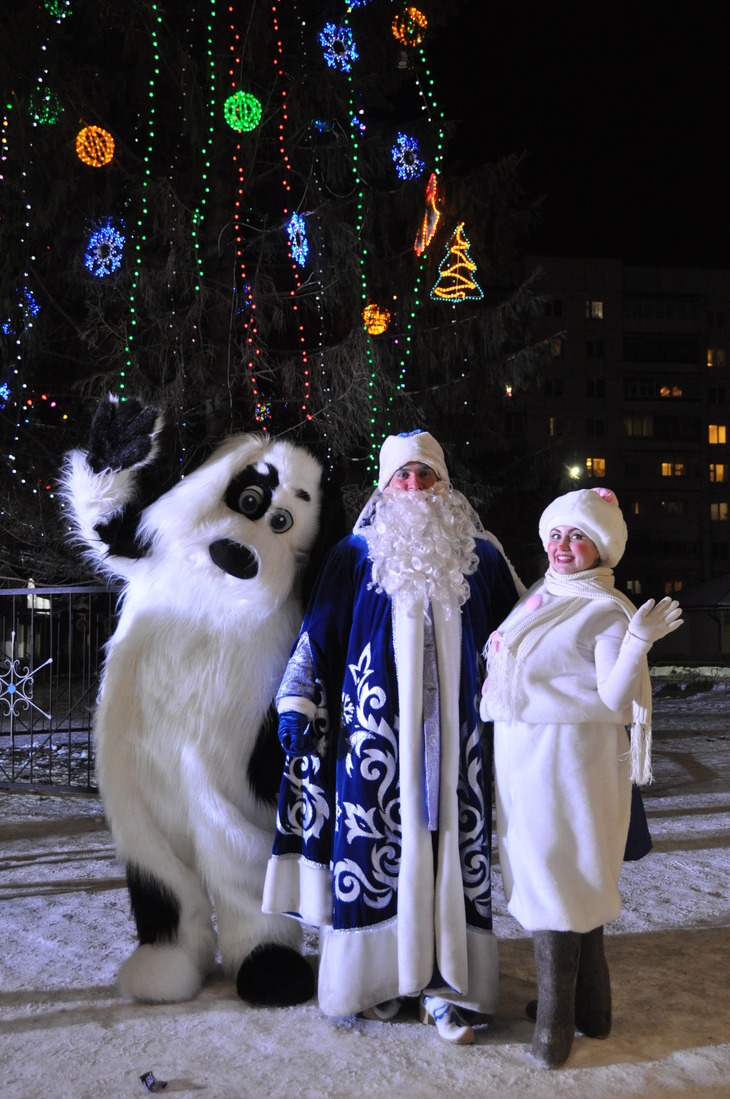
left=434, top=2, right=730, bottom=269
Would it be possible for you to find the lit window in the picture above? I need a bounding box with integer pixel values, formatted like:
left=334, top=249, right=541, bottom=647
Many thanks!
left=548, top=417, right=557, bottom=437
left=586, top=457, right=605, bottom=478
left=549, top=336, right=563, bottom=358
left=710, top=503, right=729, bottom=521
left=710, top=464, right=727, bottom=483
left=709, top=424, right=727, bottom=444
left=626, top=580, right=643, bottom=595
left=664, top=580, right=683, bottom=594
left=661, top=462, right=685, bottom=477
left=585, top=300, right=604, bottom=319
left=707, top=348, right=726, bottom=368
left=659, top=384, right=683, bottom=398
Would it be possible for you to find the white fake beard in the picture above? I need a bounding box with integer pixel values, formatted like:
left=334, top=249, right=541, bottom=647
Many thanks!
left=361, top=485, right=480, bottom=613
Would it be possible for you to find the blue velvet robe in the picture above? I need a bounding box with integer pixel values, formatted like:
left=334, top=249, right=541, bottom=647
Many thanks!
left=262, top=532, right=519, bottom=1016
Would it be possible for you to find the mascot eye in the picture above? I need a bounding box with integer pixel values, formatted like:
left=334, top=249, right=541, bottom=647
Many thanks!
left=269, top=509, right=293, bottom=533
left=237, top=485, right=265, bottom=515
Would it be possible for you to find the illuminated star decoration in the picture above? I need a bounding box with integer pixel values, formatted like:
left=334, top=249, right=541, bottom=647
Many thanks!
left=414, top=171, right=441, bottom=256
left=223, top=91, right=262, bottom=133
left=431, top=222, right=484, bottom=302
left=84, top=220, right=125, bottom=278
left=319, top=23, right=359, bottom=73
left=391, top=132, right=425, bottom=181
left=287, top=212, right=309, bottom=266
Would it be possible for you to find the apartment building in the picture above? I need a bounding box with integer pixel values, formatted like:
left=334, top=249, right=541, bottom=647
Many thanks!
left=515, top=257, right=730, bottom=657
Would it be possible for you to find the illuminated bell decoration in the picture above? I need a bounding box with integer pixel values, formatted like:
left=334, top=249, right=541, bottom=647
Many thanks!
left=287, top=213, right=309, bottom=266
left=363, top=303, right=391, bottom=336
left=84, top=220, right=125, bottom=278
left=392, top=6, right=427, bottom=48
left=223, top=91, right=262, bottom=133
left=391, top=132, right=424, bottom=181
left=319, top=22, right=359, bottom=73
left=431, top=222, right=484, bottom=303
left=76, top=125, right=115, bottom=167
left=414, top=172, right=441, bottom=256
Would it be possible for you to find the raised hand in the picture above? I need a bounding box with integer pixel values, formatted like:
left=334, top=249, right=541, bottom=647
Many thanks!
left=87, top=395, right=162, bottom=473
left=628, top=597, right=684, bottom=644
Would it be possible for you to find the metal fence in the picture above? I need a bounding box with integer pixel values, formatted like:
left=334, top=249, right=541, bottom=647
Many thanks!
left=0, top=585, right=120, bottom=791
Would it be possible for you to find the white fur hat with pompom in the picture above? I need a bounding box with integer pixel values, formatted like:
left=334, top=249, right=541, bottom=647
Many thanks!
left=538, top=487, right=628, bottom=568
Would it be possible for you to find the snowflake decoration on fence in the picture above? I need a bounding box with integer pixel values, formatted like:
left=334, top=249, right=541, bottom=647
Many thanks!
left=287, top=212, right=309, bottom=266
left=319, top=23, right=359, bottom=73
left=1, top=631, right=52, bottom=724
left=391, top=132, right=425, bottom=180
left=84, top=220, right=125, bottom=278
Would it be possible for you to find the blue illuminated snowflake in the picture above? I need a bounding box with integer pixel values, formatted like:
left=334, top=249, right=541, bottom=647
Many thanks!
left=319, top=22, right=359, bottom=73
left=287, top=213, right=309, bottom=266
left=0, top=381, right=10, bottom=408
left=391, top=132, right=425, bottom=181
left=84, top=220, right=125, bottom=278
left=1, top=319, right=13, bottom=335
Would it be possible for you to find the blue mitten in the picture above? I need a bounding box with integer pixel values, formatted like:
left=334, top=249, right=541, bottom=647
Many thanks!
left=278, top=710, right=318, bottom=756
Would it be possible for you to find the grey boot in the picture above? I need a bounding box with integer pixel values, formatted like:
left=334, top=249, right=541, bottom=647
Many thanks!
left=575, top=925, right=611, bottom=1038
left=531, top=930, right=581, bottom=1069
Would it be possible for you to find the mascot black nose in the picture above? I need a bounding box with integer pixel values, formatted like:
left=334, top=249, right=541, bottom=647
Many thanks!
left=209, top=539, right=259, bottom=579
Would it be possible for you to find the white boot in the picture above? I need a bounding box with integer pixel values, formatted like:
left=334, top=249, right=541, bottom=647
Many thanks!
left=419, top=994, right=475, bottom=1045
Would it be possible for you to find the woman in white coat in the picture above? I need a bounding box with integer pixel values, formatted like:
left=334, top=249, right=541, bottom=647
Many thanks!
left=480, top=487, right=682, bottom=1068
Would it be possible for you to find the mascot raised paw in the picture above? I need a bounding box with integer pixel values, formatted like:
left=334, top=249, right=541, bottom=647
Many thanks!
left=61, top=395, right=325, bottom=1006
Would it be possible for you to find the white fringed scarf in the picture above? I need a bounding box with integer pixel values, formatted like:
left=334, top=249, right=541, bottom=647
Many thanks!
left=484, top=566, right=653, bottom=785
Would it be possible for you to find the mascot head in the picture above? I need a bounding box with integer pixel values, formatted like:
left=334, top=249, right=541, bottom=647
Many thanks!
left=139, top=434, right=322, bottom=611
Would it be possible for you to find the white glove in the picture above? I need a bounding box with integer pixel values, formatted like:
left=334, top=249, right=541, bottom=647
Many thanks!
left=628, top=597, right=683, bottom=644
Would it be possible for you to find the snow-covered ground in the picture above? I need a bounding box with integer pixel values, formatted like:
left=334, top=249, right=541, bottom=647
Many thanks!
left=1, top=678, right=729, bottom=1098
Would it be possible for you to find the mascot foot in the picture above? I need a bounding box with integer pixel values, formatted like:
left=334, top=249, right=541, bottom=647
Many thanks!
left=118, top=943, right=205, bottom=1003
left=236, top=943, right=315, bottom=1006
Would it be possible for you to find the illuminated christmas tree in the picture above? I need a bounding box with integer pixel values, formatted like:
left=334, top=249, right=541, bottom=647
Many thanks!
left=0, top=0, right=545, bottom=581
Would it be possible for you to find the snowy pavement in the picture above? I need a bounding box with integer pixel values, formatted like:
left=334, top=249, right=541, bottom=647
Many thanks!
left=1, top=681, right=729, bottom=1098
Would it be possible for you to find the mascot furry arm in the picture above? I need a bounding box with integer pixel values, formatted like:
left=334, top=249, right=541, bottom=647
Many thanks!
left=61, top=396, right=325, bottom=1006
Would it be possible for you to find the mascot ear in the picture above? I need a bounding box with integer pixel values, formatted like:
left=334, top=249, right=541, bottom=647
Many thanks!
left=300, top=459, right=348, bottom=606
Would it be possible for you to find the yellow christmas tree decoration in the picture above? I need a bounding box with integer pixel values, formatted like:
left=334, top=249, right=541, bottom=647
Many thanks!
left=431, top=222, right=483, bottom=302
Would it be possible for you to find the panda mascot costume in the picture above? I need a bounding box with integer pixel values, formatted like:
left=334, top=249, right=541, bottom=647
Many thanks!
left=61, top=396, right=330, bottom=1007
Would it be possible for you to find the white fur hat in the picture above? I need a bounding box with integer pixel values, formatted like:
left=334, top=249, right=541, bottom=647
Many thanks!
left=377, top=430, right=449, bottom=492
left=538, top=487, right=628, bottom=568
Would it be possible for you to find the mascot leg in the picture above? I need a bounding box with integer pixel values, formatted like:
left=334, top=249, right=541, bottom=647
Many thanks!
left=202, top=816, right=315, bottom=1006
left=215, top=891, right=314, bottom=1006
left=114, top=826, right=217, bottom=1003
